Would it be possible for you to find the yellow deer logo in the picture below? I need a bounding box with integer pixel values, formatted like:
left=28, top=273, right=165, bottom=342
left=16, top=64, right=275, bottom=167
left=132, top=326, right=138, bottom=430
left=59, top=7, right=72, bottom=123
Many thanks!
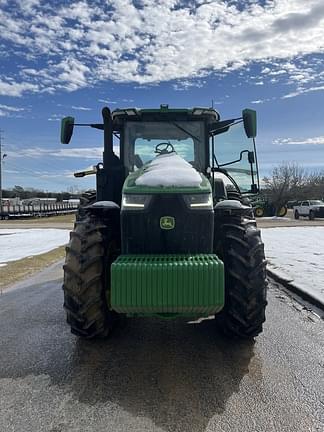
left=160, top=216, right=175, bottom=230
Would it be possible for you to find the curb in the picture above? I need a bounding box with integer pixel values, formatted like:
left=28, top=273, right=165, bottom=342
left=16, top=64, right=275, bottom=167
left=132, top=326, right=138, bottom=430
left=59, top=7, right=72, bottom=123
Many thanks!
left=267, top=268, right=324, bottom=311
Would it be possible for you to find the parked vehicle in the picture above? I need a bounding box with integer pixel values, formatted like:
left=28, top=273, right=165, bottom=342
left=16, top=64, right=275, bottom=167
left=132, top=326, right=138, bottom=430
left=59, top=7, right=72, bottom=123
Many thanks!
left=60, top=104, right=267, bottom=340
left=251, top=195, right=288, bottom=217
left=293, top=200, right=324, bottom=220
left=287, top=200, right=300, bottom=209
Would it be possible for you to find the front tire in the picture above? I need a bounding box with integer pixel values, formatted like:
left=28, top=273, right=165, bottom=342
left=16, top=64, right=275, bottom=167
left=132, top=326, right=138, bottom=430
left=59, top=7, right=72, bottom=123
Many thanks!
left=215, top=217, right=267, bottom=338
left=294, top=210, right=299, bottom=220
left=309, top=211, right=315, bottom=220
left=63, top=210, right=118, bottom=338
left=254, top=207, right=264, bottom=217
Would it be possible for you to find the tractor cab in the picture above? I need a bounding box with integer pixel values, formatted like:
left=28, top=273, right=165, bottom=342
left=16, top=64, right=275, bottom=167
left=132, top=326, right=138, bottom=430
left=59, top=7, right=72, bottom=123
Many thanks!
left=111, top=105, right=259, bottom=198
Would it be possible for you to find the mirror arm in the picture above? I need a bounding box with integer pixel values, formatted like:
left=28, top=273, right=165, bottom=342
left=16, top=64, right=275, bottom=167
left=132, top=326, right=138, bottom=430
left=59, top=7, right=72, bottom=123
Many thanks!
left=74, top=167, right=97, bottom=178
left=73, top=123, right=104, bottom=130
left=252, top=137, right=260, bottom=191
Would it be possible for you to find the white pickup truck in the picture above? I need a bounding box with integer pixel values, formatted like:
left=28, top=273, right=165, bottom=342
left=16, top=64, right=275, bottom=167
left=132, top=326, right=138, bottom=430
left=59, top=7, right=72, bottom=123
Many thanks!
left=293, top=200, right=324, bottom=220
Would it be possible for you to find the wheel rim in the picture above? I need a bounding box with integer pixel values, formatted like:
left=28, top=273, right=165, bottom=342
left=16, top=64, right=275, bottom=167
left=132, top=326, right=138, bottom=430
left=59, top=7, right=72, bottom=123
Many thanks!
left=255, top=207, right=264, bottom=217
left=278, top=207, right=287, bottom=217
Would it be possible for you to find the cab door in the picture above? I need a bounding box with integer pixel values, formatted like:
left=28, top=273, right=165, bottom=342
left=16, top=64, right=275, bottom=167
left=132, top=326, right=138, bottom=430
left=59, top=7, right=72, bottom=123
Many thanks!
left=300, top=201, right=309, bottom=215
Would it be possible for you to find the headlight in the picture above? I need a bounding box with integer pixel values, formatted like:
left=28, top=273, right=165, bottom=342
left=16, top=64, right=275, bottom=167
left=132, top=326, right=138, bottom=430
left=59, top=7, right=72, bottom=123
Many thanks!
left=122, top=194, right=151, bottom=210
left=183, top=194, right=213, bottom=210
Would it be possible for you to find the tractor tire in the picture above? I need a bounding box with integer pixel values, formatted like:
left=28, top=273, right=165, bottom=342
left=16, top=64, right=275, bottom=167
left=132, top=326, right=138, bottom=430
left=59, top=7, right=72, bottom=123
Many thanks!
left=76, top=190, right=96, bottom=222
left=254, top=207, right=264, bottom=217
left=215, top=217, right=267, bottom=339
left=63, top=210, right=118, bottom=338
left=294, top=210, right=299, bottom=220
left=80, top=190, right=96, bottom=206
left=277, top=206, right=288, bottom=217
left=226, top=190, right=241, bottom=201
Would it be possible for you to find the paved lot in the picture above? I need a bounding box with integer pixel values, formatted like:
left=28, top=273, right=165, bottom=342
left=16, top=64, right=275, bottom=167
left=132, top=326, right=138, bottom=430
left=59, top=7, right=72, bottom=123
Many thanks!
left=0, top=263, right=323, bottom=432
left=256, top=209, right=324, bottom=228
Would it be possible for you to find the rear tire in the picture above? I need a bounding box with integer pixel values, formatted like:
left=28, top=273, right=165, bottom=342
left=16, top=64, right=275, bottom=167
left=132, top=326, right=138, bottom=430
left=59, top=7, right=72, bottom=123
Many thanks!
left=215, top=217, right=267, bottom=339
left=63, top=207, right=119, bottom=338
left=76, top=190, right=96, bottom=221
left=309, top=210, right=315, bottom=220
left=294, top=210, right=299, bottom=220
left=277, top=206, right=287, bottom=217
left=254, top=207, right=264, bottom=217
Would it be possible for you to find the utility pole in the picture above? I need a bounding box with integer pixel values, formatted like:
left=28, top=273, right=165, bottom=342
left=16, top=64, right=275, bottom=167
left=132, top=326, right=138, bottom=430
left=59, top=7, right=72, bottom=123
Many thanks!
left=0, top=129, right=3, bottom=216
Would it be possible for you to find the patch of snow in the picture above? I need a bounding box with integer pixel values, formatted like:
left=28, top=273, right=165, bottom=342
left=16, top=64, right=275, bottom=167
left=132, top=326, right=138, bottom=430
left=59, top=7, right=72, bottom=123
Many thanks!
left=0, top=263, right=7, bottom=267
left=261, top=227, right=324, bottom=304
left=0, top=229, right=70, bottom=265
left=258, top=216, right=290, bottom=221
left=135, top=153, right=202, bottom=187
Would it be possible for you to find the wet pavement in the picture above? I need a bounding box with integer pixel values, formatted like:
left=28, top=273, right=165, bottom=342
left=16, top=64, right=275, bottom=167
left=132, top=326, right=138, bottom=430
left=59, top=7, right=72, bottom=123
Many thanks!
left=0, top=262, right=323, bottom=432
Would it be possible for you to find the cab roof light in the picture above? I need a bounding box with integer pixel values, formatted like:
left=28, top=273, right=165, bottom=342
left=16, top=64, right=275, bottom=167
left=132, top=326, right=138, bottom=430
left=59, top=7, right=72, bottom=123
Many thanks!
left=192, top=108, right=220, bottom=120
left=124, top=108, right=139, bottom=116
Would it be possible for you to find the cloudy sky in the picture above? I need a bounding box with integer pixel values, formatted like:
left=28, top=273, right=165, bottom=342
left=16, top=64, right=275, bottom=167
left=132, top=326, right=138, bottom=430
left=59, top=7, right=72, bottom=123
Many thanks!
left=0, top=0, right=324, bottom=191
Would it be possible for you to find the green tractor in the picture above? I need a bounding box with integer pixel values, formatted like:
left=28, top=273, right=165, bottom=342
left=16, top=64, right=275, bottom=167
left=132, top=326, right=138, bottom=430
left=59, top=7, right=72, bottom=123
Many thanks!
left=252, top=195, right=288, bottom=218
left=60, top=105, right=267, bottom=339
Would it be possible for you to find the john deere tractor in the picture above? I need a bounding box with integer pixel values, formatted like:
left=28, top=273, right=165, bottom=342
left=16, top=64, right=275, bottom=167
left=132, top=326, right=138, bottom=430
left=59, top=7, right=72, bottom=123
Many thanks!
left=60, top=105, right=267, bottom=339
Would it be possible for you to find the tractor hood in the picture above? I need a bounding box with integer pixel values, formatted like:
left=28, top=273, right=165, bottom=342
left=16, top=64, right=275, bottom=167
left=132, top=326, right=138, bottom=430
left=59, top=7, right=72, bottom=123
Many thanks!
left=123, top=153, right=211, bottom=194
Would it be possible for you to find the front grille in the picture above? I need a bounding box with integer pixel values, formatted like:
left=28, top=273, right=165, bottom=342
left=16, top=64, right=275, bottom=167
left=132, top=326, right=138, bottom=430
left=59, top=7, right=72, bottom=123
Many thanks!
left=121, top=194, right=214, bottom=254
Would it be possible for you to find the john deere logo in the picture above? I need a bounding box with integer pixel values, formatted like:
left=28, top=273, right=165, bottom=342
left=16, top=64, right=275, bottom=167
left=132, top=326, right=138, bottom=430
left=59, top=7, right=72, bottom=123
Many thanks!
left=160, top=216, right=175, bottom=230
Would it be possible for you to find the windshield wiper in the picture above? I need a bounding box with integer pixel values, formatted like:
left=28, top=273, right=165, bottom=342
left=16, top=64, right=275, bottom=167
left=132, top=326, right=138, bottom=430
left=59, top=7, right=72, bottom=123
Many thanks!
left=171, top=122, right=201, bottom=142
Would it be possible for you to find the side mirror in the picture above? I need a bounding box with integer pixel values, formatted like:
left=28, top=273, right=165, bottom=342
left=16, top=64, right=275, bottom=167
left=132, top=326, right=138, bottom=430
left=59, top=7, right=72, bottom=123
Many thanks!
left=60, top=116, right=75, bottom=144
left=242, top=109, right=257, bottom=138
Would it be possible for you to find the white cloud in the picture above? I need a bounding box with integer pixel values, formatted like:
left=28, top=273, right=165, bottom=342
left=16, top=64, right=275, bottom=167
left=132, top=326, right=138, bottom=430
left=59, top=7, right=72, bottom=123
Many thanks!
left=274, top=136, right=324, bottom=145
left=173, top=79, right=207, bottom=91
left=251, top=96, right=276, bottom=104
left=71, top=105, right=92, bottom=111
left=8, top=147, right=103, bottom=159
left=0, top=103, right=26, bottom=117
left=0, top=0, right=324, bottom=95
left=281, top=85, right=324, bottom=99
left=0, top=80, right=38, bottom=96
left=98, top=99, right=117, bottom=104
left=0, top=103, right=24, bottom=112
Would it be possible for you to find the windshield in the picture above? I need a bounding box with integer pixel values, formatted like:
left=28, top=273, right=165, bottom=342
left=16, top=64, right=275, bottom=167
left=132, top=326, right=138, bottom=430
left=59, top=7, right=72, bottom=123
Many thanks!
left=210, top=121, right=258, bottom=193
left=124, top=121, right=205, bottom=171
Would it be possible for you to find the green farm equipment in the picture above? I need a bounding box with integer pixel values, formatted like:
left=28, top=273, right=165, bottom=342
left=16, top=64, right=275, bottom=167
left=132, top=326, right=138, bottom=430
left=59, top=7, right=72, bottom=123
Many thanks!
left=251, top=195, right=288, bottom=218
left=60, top=105, right=267, bottom=339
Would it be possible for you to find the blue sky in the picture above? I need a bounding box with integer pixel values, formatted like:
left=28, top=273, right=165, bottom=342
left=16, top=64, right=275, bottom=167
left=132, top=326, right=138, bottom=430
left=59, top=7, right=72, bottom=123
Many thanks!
left=0, top=0, right=324, bottom=192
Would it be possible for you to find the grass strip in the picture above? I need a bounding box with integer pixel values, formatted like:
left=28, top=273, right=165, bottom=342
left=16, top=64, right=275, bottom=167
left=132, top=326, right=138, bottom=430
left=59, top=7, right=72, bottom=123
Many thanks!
left=0, top=245, right=66, bottom=292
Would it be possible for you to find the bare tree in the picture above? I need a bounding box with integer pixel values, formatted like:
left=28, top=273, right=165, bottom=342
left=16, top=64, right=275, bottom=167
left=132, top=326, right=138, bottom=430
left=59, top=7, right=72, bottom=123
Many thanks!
left=262, top=163, right=324, bottom=212
left=304, top=171, right=324, bottom=199
left=262, top=163, right=306, bottom=212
